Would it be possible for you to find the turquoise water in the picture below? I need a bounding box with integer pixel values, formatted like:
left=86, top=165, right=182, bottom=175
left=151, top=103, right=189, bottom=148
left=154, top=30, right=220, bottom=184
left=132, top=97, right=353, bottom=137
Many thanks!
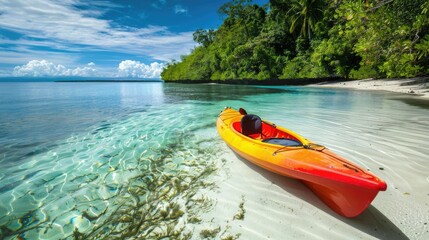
left=0, top=82, right=428, bottom=239
left=0, top=82, right=282, bottom=239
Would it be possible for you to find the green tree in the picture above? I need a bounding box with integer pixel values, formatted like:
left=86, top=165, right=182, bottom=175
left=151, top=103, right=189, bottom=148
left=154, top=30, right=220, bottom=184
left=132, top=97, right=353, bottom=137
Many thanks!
left=288, top=0, right=325, bottom=40
left=218, top=0, right=254, bottom=41
left=162, top=0, right=429, bottom=81
left=193, top=29, right=215, bottom=48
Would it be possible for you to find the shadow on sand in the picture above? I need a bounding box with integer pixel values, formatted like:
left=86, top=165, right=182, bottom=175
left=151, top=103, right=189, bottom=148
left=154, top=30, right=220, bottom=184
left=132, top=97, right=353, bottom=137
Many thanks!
left=233, top=153, right=409, bottom=240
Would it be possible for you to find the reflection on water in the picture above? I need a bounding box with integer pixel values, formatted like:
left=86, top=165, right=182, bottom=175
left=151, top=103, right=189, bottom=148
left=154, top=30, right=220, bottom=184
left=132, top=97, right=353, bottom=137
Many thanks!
left=119, top=82, right=165, bottom=108
left=394, top=96, right=429, bottom=110
left=0, top=82, right=428, bottom=239
left=163, top=83, right=285, bottom=102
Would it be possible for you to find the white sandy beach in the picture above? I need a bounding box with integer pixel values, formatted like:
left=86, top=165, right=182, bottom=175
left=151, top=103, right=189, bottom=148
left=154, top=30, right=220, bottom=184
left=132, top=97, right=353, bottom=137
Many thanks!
left=310, top=77, right=429, bottom=99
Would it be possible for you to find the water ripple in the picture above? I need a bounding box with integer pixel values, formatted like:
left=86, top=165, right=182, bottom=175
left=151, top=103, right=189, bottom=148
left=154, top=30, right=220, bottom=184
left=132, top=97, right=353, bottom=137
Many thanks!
left=0, top=104, right=224, bottom=239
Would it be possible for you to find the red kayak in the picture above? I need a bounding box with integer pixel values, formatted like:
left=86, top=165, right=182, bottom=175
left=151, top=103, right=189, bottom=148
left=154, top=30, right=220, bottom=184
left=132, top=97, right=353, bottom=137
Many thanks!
left=217, top=107, right=387, bottom=217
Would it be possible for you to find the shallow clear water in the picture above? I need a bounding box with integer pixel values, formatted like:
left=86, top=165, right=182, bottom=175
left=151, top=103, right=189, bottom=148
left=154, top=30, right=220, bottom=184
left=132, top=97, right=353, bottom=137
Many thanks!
left=0, top=82, right=428, bottom=239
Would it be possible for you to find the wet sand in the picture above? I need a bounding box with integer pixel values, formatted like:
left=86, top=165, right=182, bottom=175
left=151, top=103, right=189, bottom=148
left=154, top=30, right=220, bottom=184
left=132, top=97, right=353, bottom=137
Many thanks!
left=310, top=77, right=429, bottom=99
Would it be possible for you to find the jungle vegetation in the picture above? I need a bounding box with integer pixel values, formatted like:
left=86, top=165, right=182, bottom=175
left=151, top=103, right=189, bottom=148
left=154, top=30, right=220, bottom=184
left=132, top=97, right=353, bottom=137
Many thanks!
left=161, top=0, right=429, bottom=81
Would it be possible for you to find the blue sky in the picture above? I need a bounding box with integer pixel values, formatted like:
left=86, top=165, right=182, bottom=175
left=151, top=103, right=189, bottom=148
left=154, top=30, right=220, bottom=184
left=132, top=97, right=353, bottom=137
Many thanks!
left=0, top=0, right=267, bottom=79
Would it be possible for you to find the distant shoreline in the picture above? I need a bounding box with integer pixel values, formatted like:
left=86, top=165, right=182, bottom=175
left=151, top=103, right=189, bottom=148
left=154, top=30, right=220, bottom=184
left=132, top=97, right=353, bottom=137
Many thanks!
left=162, top=77, right=346, bottom=86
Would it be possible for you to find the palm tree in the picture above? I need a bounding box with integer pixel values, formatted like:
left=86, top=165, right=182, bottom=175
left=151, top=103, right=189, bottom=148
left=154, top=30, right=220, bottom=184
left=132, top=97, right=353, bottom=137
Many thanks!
left=288, top=0, right=325, bottom=40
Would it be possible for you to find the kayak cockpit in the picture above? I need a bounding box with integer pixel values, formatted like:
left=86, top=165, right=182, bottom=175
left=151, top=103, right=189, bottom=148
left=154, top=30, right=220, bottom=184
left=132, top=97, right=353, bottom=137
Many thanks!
left=232, top=118, right=302, bottom=146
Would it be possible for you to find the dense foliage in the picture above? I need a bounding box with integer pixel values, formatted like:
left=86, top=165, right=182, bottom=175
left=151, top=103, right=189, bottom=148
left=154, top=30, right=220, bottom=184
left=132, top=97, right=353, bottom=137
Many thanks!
left=161, top=0, right=429, bottom=81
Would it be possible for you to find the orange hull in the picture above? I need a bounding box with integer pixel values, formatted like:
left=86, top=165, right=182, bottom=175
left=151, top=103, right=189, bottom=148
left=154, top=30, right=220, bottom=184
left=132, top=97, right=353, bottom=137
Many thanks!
left=217, top=107, right=387, bottom=217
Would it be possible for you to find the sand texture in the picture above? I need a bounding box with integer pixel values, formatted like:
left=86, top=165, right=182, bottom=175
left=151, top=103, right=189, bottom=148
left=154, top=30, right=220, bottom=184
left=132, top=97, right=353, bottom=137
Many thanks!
left=311, top=77, right=429, bottom=99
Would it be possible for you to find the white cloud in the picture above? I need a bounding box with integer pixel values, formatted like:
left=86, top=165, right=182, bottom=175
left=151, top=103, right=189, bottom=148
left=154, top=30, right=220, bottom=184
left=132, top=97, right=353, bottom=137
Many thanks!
left=68, top=63, right=98, bottom=77
left=174, top=5, right=188, bottom=14
left=117, top=60, right=165, bottom=78
left=12, top=60, right=166, bottom=78
left=0, top=0, right=196, bottom=62
left=13, top=60, right=98, bottom=77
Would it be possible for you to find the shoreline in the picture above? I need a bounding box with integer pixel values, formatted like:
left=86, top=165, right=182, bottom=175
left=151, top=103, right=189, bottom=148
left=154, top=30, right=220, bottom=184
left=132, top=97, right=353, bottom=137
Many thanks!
left=164, top=76, right=429, bottom=99
left=163, top=77, right=345, bottom=86
left=309, top=77, right=429, bottom=99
